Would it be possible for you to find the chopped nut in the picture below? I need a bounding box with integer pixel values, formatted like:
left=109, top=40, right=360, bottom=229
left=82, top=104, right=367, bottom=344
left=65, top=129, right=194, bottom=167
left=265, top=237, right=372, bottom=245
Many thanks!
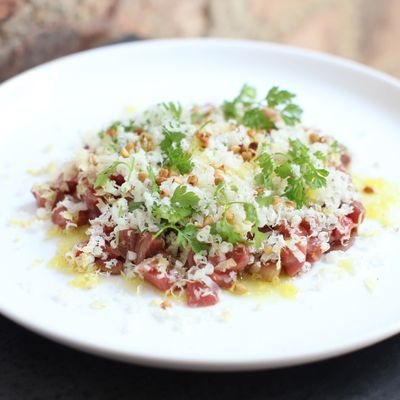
left=233, top=283, right=247, bottom=295
left=140, top=133, right=154, bottom=151
left=263, top=245, right=273, bottom=255
left=138, top=171, right=148, bottom=182
left=120, top=148, right=129, bottom=158
left=160, top=189, right=169, bottom=198
left=187, top=175, right=198, bottom=186
left=256, top=187, right=264, bottom=194
left=159, top=168, right=169, bottom=178
left=285, top=200, right=296, bottom=208
left=126, top=142, right=136, bottom=152
left=160, top=299, right=171, bottom=310
left=363, top=186, right=375, bottom=194
left=226, top=210, right=235, bottom=224
left=247, top=129, right=256, bottom=138
left=196, top=131, right=210, bottom=148
left=263, top=107, right=279, bottom=122
left=272, top=197, right=282, bottom=206
left=203, top=215, right=213, bottom=226
left=309, top=133, right=320, bottom=144
left=248, top=142, right=258, bottom=152
left=169, top=171, right=179, bottom=177
left=241, top=151, right=253, bottom=161
left=156, top=176, right=167, bottom=185
left=214, top=172, right=224, bottom=185
left=230, top=145, right=241, bottom=154
left=106, top=127, right=117, bottom=137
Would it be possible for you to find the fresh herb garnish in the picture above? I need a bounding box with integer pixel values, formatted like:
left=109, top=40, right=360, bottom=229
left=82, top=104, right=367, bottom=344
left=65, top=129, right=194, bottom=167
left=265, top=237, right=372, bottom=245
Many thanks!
left=176, top=224, right=209, bottom=254
left=160, top=128, right=193, bottom=174
left=222, top=84, right=257, bottom=120
left=255, top=152, right=275, bottom=189
left=211, top=218, right=244, bottom=245
left=265, top=86, right=302, bottom=125
left=226, top=201, right=267, bottom=249
left=222, top=84, right=303, bottom=128
left=147, top=167, right=159, bottom=193
left=153, top=185, right=199, bottom=224
left=162, top=102, right=183, bottom=120
left=242, top=108, right=275, bottom=130
left=256, top=194, right=273, bottom=207
left=128, top=201, right=145, bottom=212
left=275, top=139, right=329, bottom=207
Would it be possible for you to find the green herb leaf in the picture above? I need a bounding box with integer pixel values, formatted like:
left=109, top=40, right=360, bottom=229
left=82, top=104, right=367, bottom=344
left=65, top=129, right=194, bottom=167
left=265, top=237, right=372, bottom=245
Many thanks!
left=242, top=108, right=275, bottom=130
left=256, top=153, right=275, bottom=188
left=265, top=87, right=295, bottom=107
left=222, top=84, right=257, bottom=120
left=160, top=128, right=193, bottom=174
left=275, top=139, right=329, bottom=207
left=147, top=167, right=159, bottom=193
left=253, top=229, right=267, bottom=249
left=153, top=185, right=199, bottom=224
left=243, top=203, right=257, bottom=224
left=128, top=201, right=145, bottom=212
left=266, top=86, right=303, bottom=126
left=211, top=218, right=244, bottom=245
left=257, top=194, right=273, bottom=207
left=162, top=102, right=183, bottom=120
left=176, top=224, right=209, bottom=254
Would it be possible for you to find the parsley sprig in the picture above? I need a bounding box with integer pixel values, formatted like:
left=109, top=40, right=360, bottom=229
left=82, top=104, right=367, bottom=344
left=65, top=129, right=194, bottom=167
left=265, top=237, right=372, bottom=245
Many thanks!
left=153, top=185, right=199, bottom=225
left=162, top=102, right=183, bottom=120
left=153, top=186, right=208, bottom=253
left=160, top=128, right=193, bottom=174
left=254, top=139, right=329, bottom=208
left=275, top=139, right=329, bottom=207
left=222, top=84, right=303, bottom=129
left=265, top=87, right=303, bottom=125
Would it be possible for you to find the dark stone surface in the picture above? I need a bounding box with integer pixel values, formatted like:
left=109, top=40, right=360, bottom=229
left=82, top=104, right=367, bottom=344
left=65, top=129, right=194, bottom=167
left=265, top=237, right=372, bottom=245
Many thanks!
left=0, top=316, right=398, bottom=400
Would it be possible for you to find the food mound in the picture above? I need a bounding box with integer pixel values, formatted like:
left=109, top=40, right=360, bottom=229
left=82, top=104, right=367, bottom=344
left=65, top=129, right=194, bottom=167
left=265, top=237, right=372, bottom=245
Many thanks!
left=32, top=85, right=365, bottom=307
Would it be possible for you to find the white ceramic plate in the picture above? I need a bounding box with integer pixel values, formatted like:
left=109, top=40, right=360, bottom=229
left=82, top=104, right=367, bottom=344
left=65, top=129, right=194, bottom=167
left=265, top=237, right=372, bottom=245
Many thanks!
left=0, top=39, right=399, bottom=371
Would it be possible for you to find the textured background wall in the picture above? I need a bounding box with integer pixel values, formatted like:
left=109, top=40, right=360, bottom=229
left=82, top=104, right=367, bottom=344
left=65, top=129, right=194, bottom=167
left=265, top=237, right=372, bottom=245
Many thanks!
left=0, top=0, right=399, bottom=81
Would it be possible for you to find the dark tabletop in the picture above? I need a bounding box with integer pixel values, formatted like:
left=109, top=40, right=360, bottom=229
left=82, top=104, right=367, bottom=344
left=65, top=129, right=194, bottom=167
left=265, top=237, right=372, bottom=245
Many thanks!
left=0, top=315, right=398, bottom=400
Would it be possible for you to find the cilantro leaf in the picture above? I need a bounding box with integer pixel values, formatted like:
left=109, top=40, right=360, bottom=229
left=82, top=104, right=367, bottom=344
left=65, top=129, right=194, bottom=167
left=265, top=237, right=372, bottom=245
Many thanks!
left=176, top=224, right=209, bottom=254
left=253, top=229, right=267, bottom=249
left=265, top=87, right=295, bottom=107
left=266, top=86, right=303, bottom=126
left=243, top=203, right=257, bottom=224
left=222, top=84, right=257, bottom=119
left=242, top=108, right=275, bottom=130
left=162, top=102, right=183, bottom=120
left=153, top=186, right=199, bottom=224
left=283, top=177, right=308, bottom=208
left=275, top=139, right=329, bottom=207
left=128, top=201, right=145, bottom=212
left=171, top=185, right=199, bottom=210
left=281, top=103, right=303, bottom=125
left=147, top=167, right=159, bottom=193
left=94, top=161, right=127, bottom=188
left=257, top=194, right=273, bottom=207
left=211, top=218, right=244, bottom=245
left=160, top=128, right=193, bottom=174
left=255, top=153, right=275, bottom=188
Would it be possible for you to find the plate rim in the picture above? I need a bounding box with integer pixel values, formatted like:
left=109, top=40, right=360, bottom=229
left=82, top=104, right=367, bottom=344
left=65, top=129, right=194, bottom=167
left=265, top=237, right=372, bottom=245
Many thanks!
left=0, top=38, right=399, bottom=371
